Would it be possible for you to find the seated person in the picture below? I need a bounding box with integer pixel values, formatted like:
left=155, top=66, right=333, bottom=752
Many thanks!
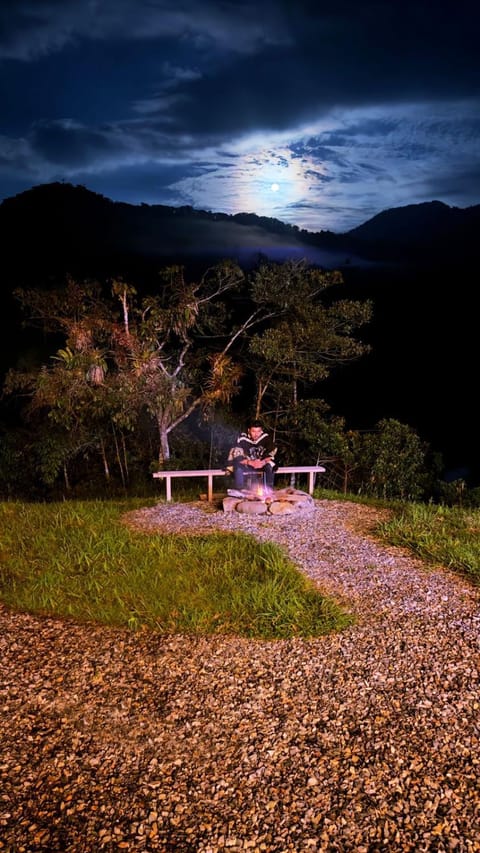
left=226, top=421, right=277, bottom=490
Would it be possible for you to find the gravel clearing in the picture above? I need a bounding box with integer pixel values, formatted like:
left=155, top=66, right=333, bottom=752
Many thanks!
left=0, top=499, right=479, bottom=852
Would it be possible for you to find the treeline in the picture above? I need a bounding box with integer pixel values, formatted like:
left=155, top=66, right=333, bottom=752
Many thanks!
left=0, top=258, right=476, bottom=505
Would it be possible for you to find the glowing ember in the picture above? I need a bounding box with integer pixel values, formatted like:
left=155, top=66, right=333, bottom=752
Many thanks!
left=255, top=483, right=273, bottom=500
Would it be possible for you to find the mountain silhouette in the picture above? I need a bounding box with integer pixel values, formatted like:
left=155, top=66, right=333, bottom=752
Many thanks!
left=0, top=182, right=478, bottom=483
left=345, top=200, right=480, bottom=263
left=0, top=182, right=351, bottom=279
left=1, top=182, right=479, bottom=275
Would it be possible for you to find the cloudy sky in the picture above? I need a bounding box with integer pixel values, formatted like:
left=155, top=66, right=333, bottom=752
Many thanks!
left=1, top=0, right=478, bottom=232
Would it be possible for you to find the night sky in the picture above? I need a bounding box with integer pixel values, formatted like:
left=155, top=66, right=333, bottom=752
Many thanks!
left=1, top=0, right=479, bottom=233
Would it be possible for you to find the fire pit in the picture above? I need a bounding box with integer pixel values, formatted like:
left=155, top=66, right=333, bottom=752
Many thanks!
left=223, top=486, right=315, bottom=515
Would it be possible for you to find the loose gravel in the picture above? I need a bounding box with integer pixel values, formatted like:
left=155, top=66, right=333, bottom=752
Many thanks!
left=0, top=499, right=479, bottom=852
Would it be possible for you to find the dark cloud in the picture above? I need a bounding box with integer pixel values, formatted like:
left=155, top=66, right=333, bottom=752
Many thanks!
left=127, top=43, right=469, bottom=140
left=30, top=121, right=122, bottom=166
left=0, top=0, right=478, bottom=231
left=0, top=0, right=290, bottom=61
left=420, top=163, right=480, bottom=204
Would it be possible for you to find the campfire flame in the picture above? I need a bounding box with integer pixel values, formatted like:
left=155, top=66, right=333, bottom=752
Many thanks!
left=227, top=473, right=274, bottom=502
left=238, top=478, right=273, bottom=502
left=254, top=483, right=273, bottom=500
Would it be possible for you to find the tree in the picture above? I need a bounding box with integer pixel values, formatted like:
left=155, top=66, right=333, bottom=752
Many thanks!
left=359, top=418, right=430, bottom=501
left=4, top=279, right=119, bottom=485
left=247, top=260, right=373, bottom=441
left=107, top=263, right=278, bottom=463
left=4, top=262, right=281, bottom=474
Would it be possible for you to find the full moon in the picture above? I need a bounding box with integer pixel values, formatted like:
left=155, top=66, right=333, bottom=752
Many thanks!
left=270, top=183, right=280, bottom=192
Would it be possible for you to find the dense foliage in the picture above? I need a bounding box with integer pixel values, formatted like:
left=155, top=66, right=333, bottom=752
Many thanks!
left=1, top=257, right=476, bottom=504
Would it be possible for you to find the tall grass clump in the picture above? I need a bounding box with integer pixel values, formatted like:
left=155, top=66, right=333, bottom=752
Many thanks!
left=376, top=503, right=480, bottom=584
left=0, top=500, right=351, bottom=639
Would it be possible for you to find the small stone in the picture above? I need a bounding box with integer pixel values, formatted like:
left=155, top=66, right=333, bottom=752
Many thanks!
left=236, top=500, right=268, bottom=514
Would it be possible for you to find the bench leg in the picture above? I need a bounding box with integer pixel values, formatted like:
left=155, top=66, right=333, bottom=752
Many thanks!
left=165, top=476, right=172, bottom=502
left=208, top=475, right=213, bottom=502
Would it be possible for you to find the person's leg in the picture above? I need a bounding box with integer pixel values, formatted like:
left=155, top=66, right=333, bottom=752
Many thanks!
left=245, top=471, right=264, bottom=493
left=233, top=460, right=245, bottom=489
left=264, top=464, right=274, bottom=488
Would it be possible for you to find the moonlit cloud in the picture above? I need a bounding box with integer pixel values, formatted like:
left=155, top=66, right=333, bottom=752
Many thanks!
left=146, top=103, right=480, bottom=231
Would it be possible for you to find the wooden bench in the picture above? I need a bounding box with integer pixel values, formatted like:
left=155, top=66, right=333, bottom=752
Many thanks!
left=152, top=465, right=326, bottom=502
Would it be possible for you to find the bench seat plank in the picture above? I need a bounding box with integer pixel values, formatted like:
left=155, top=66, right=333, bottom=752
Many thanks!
left=153, top=466, right=326, bottom=501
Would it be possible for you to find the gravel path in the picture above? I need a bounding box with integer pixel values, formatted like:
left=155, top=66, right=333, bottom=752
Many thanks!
left=0, top=499, right=479, bottom=852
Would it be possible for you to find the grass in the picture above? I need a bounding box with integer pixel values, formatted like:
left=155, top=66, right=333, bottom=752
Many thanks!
left=375, top=502, right=480, bottom=584
left=3, top=495, right=476, bottom=641
left=0, top=499, right=351, bottom=639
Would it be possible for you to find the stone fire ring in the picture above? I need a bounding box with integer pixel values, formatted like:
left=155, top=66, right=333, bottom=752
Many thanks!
left=223, top=487, right=315, bottom=515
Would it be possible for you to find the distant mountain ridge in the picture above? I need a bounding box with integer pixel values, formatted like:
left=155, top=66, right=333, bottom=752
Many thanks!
left=346, top=199, right=480, bottom=262
left=1, top=182, right=479, bottom=277
left=0, top=182, right=336, bottom=276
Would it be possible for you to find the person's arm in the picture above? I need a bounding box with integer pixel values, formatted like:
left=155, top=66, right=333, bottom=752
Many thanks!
left=250, top=436, right=277, bottom=468
left=263, top=435, right=277, bottom=467
left=226, top=444, right=246, bottom=472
